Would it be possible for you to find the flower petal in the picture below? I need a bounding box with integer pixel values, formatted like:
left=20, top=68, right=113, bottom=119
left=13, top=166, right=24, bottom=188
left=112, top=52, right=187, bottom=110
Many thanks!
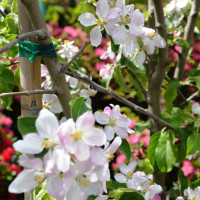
left=95, top=111, right=109, bottom=125
left=105, top=136, right=122, bottom=154
left=8, top=169, right=38, bottom=193
left=76, top=141, right=90, bottom=161
left=114, top=173, right=127, bottom=183
left=76, top=111, right=95, bottom=130
left=112, top=26, right=127, bottom=45
left=83, top=127, right=106, bottom=146
left=90, top=26, right=102, bottom=47
left=13, top=133, right=43, bottom=154
left=96, top=0, right=109, bottom=18
left=134, top=50, right=146, bottom=67
left=91, top=148, right=106, bottom=165
left=114, top=126, right=128, bottom=138
left=78, top=12, right=96, bottom=27
left=104, top=126, right=115, bottom=141
left=36, top=109, right=59, bottom=138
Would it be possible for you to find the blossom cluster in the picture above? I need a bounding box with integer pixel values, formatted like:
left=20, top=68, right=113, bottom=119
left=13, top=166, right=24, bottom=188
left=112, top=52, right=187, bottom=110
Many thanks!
left=8, top=106, right=135, bottom=200
left=78, top=0, right=166, bottom=67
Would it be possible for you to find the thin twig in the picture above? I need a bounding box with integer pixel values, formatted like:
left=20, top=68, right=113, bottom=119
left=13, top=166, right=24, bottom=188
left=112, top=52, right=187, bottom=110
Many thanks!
left=0, top=89, right=57, bottom=98
left=65, top=70, right=172, bottom=129
left=127, top=68, right=147, bottom=97
left=178, top=91, right=199, bottom=107
left=174, top=0, right=200, bottom=80
left=0, top=30, right=46, bottom=54
left=0, top=10, right=6, bottom=18
left=59, top=41, right=91, bottom=74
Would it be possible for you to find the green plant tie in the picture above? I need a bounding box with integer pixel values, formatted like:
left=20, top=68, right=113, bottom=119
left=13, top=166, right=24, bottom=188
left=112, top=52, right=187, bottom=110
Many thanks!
left=19, top=40, right=57, bottom=63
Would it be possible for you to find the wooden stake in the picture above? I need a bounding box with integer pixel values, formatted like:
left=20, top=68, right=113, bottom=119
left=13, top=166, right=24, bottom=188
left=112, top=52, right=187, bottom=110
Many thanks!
left=18, top=1, right=42, bottom=199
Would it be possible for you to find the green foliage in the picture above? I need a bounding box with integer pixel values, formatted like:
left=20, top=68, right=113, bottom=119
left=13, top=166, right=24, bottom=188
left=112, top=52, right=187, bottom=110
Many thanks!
left=69, top=97, right=92, bottom=121
left=164, top=78, right=180, bottom=111
left=109, top=188, right=144, bottom=200
left=17, top=116, right=37, bottom=136
left=155, top=130, right=178, bottom=172
left=187, top=131, right=200, bottom=155
left=119, top=139, right=131, bottom=162
left=33, top=182, right=50, bottom=200
left=0, top=69, right=14, bottom=109
left=178, top=169, right=188, bottom=196
left=134, top=122, right=149, bottom=134
left=115, top=65, right=131, bottom=93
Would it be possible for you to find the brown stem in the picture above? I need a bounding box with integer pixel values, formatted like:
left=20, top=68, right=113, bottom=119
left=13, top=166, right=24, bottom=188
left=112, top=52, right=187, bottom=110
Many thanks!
left=0, top=9, right=6, bottom=17
left=65, top=70, right=172, bottom=129
left=0, top=89, right=56, bottom=98
left=59, top=41, right=91, bottom=74
left=174, top=0, right=200, bottom=80
left=0, top=30, right=46, bottom=54
left=21, top=0, right=72, bottom=118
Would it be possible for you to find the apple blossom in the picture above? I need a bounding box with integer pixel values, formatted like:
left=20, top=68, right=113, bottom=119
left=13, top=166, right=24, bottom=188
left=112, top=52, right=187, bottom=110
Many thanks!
left=43, top=94, right=62, bottom=113
left=78, top=0, right=121, bottom=47
left=164, top=0, right=190, bottom=14
left=184, top=187, right=200, bottom=199
left=58, top=40, right=79, bottom=60
left=99, top=64, right=111, bottom=79
left=95, top=105, right=134, bottom=140
left=144, top=184, right=162, bottom=200
left=100, top=42, right=115, bottom=60
left=114, top=160, right=148, bottom=189
left=91, top=136, right=122, bottom=165
left=56, top=111, right=106, bottom=161
left=192, top=102, right=200, bottom=115
left=13, top=109, right=60, bottom=154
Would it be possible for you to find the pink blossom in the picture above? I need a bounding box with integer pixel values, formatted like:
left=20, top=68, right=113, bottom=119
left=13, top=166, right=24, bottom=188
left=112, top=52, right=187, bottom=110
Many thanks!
left=63, top=26, right=79, bottom=37
left=181, top=160, right=194, bottom=176
left=99, top=65, right=111, bottom=79
left=95, top=48, right=106, bottom=57
left=112, top=154, right=126, bottom=169
left=0, top=116, right=13, bottom=126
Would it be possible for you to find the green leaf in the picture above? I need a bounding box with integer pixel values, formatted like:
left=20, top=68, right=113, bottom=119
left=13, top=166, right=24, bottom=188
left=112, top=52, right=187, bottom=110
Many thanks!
left=107, top=180, right=126, bottom=190
left=164, top=79, right=180, bottom=111
left=5, top=13, right=18, bottom=34
left=178, top=169, right=188, bottom=195
left=119, top=139, right=131, bottom=162
left=109, top=35, right=119, bottom=52
left=134, top=122, right=149, bottom=134
left=148, top=132, right=161, bottom=167
left=87, top=196, right=97, bottom=200
left=17, top=116, right=37, bottom=136
left=187, top=131, right=200, bottom=155
left=69, top=97, right=92, bottom=121
left=109, top=188, right=144, bottom=200
left=191, top=179, right=200, bottom=189
left=1, top=96, right=12, bottom=110
left=14, top=66, right=20, bottom=87
left=115, top=65, right=131, bottom=93
left=176, top=142, right=186, bottom=163
left=119, top=191, right=144, bottom=200
left=155, top=130, right=178, bottom=172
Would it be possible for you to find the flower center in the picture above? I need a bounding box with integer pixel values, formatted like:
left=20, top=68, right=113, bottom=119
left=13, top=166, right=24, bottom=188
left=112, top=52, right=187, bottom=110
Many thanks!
left=126, top=171, right=133, bottom=179
left=96, top=18, right=103, bottom=25
left=90, top=91, right=97, bottom=97
left=124, top=16, right=131, bottom=24
left=41, top=139, right=54, bottom=149
left=64, top=40, right=70, bottom=48
left=191, top=197, right=197, bottom=200
left=110, top=117, right=117, bottom=125
left=34, top=172, right=45, bottom=184
left=78, top=176, right=90, bottom=187
left=72, top=130, right=83, bottom=141
left=106, top=153, right=115, bottom=161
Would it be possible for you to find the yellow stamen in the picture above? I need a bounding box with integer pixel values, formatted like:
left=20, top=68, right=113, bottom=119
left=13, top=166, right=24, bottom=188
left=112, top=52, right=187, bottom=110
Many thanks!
left=191, top=197, right=197, bottom=200
left=106, top=153, right=115, bottom=161
left=124, top=17, right=131, bottom=24
left=110, top=118, right=117, bottom=124
left=149, top=32, right=157, bottom=37
left=96, top=18, right=103, bottom=25
left=79, top=176, right=90, bottom=187
left=41, top=139, right=54, bottom=149
left=72, top=130, right=83, bottom=141
left=64, top=40, right=70, bottom=48
left=107, top=41, right=111, bottom=46
left=34, top=173, right=44, bottom=184
left=126, top=171, right=133, bottom=179
left=90, top=91, right=96, bottom=97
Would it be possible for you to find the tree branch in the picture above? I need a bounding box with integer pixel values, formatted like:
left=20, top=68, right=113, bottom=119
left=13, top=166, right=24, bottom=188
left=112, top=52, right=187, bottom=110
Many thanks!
left=0, top=30, right=46, bottom=54
left=59, top=41, right=91, bottom=74
left=0, top=9, right=6, bottom=17
left=174, top=0, right=200, bottom=80
left=65, top=70, right=172, bottom=129
left=21, top=0, right=72, bottom=118
left=0, top=89, right=56, bottom=98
